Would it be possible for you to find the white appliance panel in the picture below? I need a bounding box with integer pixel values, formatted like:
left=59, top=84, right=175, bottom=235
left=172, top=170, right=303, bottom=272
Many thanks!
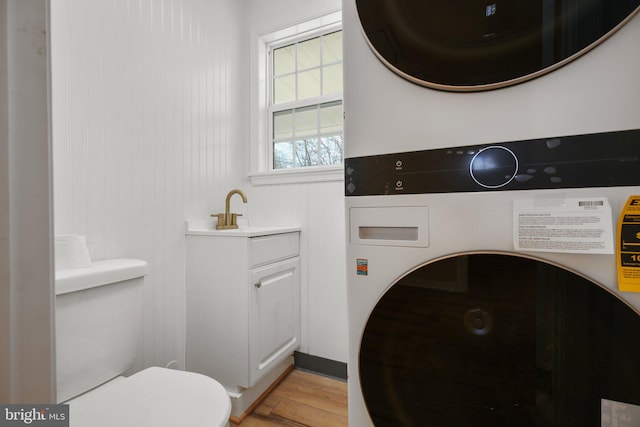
left=344, top=0, right=640, bottom=424
left=343, top=2, right=640, bottom=159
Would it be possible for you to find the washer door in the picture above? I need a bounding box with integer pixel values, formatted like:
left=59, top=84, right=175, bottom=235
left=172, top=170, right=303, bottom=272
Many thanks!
left=359, top=254, right=640, bottom=426
left=356, top=0, right=640, bottom=91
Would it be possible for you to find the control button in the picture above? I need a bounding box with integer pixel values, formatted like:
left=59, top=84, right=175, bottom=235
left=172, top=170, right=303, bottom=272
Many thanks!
left=395, top=180, right=403, bottom=188
left=469, top=146, right=518, bottom=189
left=544, top=166, right=557, bottom=174
left=395, top=160, right=403, bottom=168
left=346, top=182, right=356, bottom=193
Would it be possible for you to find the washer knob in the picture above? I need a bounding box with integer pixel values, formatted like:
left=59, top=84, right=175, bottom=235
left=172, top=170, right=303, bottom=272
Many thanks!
left=469, top=146, right=518, bottom=189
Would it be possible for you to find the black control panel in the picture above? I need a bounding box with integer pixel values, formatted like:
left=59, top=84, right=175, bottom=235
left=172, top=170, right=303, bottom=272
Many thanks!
left=345, top=129, right=640, bottom=196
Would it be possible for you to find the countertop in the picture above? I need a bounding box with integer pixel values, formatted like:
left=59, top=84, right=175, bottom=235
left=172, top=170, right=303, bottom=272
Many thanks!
left=185, top=219, right=300, bottom=237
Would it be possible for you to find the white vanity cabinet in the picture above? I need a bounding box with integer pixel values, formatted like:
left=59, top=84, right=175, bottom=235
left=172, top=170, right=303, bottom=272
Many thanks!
left=185, top=227, right=300, bottom=391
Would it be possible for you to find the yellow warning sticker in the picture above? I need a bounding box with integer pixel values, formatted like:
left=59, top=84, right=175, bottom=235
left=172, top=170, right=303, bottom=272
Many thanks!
left=617, top=196, right=640, bottom=292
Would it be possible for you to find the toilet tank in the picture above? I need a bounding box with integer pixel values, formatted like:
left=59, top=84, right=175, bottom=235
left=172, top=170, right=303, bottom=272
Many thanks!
left=55, top=259, right=148, bottom=403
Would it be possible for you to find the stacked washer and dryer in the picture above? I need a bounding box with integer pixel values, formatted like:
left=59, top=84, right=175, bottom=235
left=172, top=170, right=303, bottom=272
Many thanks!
left=343, top=1, right=640, bottom=426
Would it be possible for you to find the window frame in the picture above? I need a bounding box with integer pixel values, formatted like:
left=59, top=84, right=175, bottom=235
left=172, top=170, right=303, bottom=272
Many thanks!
left=250, top=11, right=344, bottom=185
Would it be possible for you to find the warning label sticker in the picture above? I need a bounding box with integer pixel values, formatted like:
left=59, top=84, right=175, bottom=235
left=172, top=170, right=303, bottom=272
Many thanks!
left=617, top=196, right=640, bottom=292
left=513, top=197, right=613, bottom=254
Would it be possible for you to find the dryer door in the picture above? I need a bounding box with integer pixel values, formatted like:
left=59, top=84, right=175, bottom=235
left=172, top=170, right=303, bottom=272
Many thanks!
left=359, top=253, right=640, bottom=426
left=355, top=0, right=640, bottom=91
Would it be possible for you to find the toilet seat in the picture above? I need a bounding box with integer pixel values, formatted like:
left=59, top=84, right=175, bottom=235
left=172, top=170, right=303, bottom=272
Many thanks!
left=67, top=367, right=231, bottom=427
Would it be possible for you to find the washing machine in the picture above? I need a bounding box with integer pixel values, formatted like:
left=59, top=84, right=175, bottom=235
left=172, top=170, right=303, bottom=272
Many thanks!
left=343, top=0, right=640, bottom=426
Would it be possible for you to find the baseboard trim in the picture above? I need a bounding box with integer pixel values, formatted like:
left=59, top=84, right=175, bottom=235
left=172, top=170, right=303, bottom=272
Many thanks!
left=293, top=351, right=347, bottom=381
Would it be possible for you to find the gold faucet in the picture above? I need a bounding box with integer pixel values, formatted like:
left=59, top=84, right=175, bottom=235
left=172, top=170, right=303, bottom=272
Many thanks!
left=212, top=189, right=248, bottom=230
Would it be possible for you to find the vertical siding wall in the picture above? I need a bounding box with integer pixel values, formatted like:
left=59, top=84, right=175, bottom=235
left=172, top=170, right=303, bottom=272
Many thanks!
left=51, top=0, right=244, bottom=369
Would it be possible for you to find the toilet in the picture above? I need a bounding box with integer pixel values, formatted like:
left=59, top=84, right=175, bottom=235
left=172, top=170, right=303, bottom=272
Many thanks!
left=55, top=254, right=231, bottom=427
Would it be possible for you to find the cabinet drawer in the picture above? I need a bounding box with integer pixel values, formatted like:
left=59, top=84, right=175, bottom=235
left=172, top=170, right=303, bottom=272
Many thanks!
left=250, top=232, right=299, bottom=267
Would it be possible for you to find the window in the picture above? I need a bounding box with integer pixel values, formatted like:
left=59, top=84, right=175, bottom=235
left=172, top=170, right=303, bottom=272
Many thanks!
left=268, top=24, right=343, bottom=170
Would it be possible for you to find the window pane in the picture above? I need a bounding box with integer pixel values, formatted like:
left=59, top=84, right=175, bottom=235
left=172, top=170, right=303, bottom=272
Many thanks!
left=319, top=135, right=343, bottom=165
left=269, top=25, right=342, bottom=171
left=323, top=31, right=342, bottom=63
left=298, top=69, right=321, bottom=100
left=273, top=110, right=293, bottom=141
left=297, top=37, right=321, bottom=70
left=274, top=141, right=294, bottom=169
left=319, top=102, right=342, bottom=135
left=295, top=139, right=319, bottom=167
left=273, top=45, right=295, bottom=76
left=323, top=63, right=343, bottom=95
left=295, top=106, right=318, bottom=138
left=274, top=75, right=295, bottom=104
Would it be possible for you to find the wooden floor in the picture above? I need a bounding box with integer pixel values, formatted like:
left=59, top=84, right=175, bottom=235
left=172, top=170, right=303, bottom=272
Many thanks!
left=232, top=369, right=348, bottom=427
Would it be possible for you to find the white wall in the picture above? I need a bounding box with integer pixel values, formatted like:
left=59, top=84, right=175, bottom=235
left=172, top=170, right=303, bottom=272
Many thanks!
left=1, top=0, right=55, bottom=403
left=244, top=0, right=347, bottom=363
left=51, top=0, right=245, bottom=370
left=51, top=0, right=349, bottom=372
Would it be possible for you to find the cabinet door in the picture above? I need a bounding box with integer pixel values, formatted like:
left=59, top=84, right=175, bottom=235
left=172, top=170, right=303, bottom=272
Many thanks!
left=248, top=257, right=300, bottom=387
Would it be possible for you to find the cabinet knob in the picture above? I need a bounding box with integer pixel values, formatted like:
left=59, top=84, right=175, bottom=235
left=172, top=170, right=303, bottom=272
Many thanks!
left=254, top=281, right=262, bottom=288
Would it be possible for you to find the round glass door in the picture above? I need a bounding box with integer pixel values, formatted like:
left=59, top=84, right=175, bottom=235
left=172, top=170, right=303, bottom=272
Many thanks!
left=356, top=0, right=640, bottom=91
left=359, top=254, right=640, bottom=426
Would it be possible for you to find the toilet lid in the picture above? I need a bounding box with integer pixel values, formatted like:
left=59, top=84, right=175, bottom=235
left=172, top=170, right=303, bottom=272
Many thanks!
left=67, top=367, right=231, bottom=427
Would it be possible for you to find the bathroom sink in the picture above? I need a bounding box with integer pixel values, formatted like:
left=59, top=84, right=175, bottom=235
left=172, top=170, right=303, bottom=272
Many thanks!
left=185, top=219, right=299, bottom=237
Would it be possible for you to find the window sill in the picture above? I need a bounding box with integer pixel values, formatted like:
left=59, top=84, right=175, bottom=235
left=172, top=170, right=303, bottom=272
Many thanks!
left=249, top=165, right=344, bottom=186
